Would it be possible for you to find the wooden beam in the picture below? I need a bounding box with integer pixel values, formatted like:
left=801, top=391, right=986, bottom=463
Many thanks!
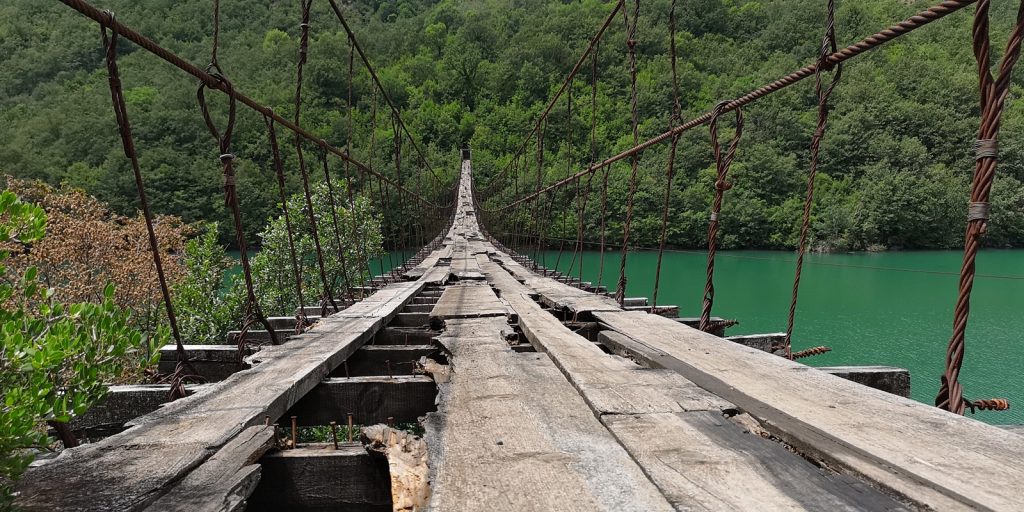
left=248, top=444, right=391, bottom=512
left=14, top=274, right=433, bottom=510
left=145, top=426, right=276, bottom=512
left=372, top=327, right=438, bottom=345
left=158, top=345, right=249, bottom=382
left=70, top=384, right=210, bottom=437
left=330, top=345, right=442, bottom=377
left=818, top=366, right=910, bottom=398
left=287, top=376, right=437, bottom=426
left=592, top=310, right=1024, bottom=511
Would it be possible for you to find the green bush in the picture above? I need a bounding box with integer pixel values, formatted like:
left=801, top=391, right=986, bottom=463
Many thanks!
left=0, top=191, right=159, bottom=506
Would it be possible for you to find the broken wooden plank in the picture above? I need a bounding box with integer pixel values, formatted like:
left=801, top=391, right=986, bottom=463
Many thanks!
left=14, top=267, right=435, bottom=511
left=362, top=425, right=430, bottom=511
left=145, top=426, right=276, bottom=512
left=592, top=310, right=1024, bottom=511
left=287, top=376, right=437, bottom=426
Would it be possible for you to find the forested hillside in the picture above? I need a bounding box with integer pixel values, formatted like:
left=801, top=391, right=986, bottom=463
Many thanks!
left=2, top=0, right=1023, bottom=250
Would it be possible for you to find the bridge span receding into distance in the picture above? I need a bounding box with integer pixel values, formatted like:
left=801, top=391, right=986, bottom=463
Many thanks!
left=14, top=157, right=1024, bottom=512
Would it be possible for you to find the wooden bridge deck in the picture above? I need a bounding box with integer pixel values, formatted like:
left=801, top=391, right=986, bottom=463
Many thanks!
left=15, top=159, right=1024, bottom=511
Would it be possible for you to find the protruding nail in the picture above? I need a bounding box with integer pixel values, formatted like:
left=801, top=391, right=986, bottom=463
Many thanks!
left=347, top=413, right=354, bottom=442
left=386, top=359, right=392, bottom=379
left=290, top=416, right=298, bottom=449
left=387, top=416, right=395, bottom=427
left=345, top=360, right=350, bottom=379
left=330, top=421, right=339, bottom=450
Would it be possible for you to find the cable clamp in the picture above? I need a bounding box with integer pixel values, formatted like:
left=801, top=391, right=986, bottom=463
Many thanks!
left=967, top=201, right=990, bottom=221
left=975, top=139, right=998, bottom=160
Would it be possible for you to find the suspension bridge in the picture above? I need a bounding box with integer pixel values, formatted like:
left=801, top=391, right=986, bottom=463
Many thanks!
left=11, top=0, right=1024, bottom=510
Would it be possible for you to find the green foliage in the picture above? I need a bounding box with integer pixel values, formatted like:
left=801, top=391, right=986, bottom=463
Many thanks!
left=249, top=181, right=385, bottom=316
left=2, top=0, right=1024, bottom=250
left=0, top=191, right=160, bottom=506
left=172, top=223, right=243, bottom=345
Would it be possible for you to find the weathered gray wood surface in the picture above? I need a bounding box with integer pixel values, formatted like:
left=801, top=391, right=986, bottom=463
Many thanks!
left=592, top=310, right=1024, bottom=511
left=14, top=255, right=440, bottom=511
left=430, top=282, right=507, bottom=319
left=424, top=317, right=675, bottom=512
left=287, top=375, right=438, bottom=425
left=603, top=412, right=908, bottom=511
left=145, top=426, right=276, bottom=512
left=248, top=444, right=392, bottom=511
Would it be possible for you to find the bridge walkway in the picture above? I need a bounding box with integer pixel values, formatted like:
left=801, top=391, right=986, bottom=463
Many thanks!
left=14, top=158, right=1024, bottom=512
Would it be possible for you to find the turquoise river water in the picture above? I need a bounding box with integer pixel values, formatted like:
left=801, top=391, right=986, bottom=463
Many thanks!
left=534, top=249, right=1024, bottom=425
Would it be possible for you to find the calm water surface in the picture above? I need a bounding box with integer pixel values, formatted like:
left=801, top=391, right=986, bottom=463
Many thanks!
left=536, top=249, right=1024, bottom=425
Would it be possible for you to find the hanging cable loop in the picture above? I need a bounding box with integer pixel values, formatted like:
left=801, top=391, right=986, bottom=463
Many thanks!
left=783, top=0, right=842, bottom=359
left=197, top=2, right=278, bottom=351
left=699, top=100, right=743, bottom=333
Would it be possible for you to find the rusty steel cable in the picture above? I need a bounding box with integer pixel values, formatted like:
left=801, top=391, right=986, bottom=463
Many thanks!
left=100, top=16, right=197, bottom=399
left=326, top=0, right=443, bottom=187
left=481, top=0, right=625, bottom=199
left=597, top=163, right=610, bottom=289
left=615, top=0, right=641, bottom=307
left=937, top=0, right=1023, bottom=415
left=319, top=150, right=355, bottom=302
left=554, top=85, right=575, bottom=275
left=195, top=29, right=279, bottom=351
left=652, top=0, right=683, bottom=310
left=346, top=39, right=373, bottom=291
left=56, top=0, right=445, bottom=209
left=699, top=102, right=744, bottom=333
left=485, top=0, right=978, bottom=212
left=791, top=346, right=832, bottom=360
left=784, top=0, right=843, bottom=359
left=266, top=116, right=308, bottom=332
left=293, top=0, right=339, bottom=312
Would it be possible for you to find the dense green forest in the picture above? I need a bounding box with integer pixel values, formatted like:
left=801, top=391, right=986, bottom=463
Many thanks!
left=2, top=0, right=1024, bottom=250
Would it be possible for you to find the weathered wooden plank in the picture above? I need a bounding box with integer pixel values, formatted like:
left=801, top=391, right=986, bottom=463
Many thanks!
left=70, top=384, right=211, bottom=436
left=484, top=263, right=731, bottom=417
left=330, top=345, right=441, bottom=377
left=424, top=316, right=675, bottom=512
left=14, top=265, right=436, bottom=511
left=248, top=444, right=392, bottom=512
left=592, top=310, right=1024, bottom=511
left=158, top=345, right=248, bottom=382
left=373, top=327, right=438, bottom=345
left=430, top=282, right=506, bottom=319
left=145, top=426, right=276, bottom=512
left=603, top=412, right=908, bottom=511
left=818, top=366, right=910, bottom=397
left=287, top=375, right=437, bottom=426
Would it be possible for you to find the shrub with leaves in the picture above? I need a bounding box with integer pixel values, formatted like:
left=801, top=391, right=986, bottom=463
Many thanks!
left=4, top=177, right=189, bottom=334
left=172, top=223, right=243, bottom=345
left=249, top=181, right=385, bottom=316
left=0, top=191, right=160, bottom=507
